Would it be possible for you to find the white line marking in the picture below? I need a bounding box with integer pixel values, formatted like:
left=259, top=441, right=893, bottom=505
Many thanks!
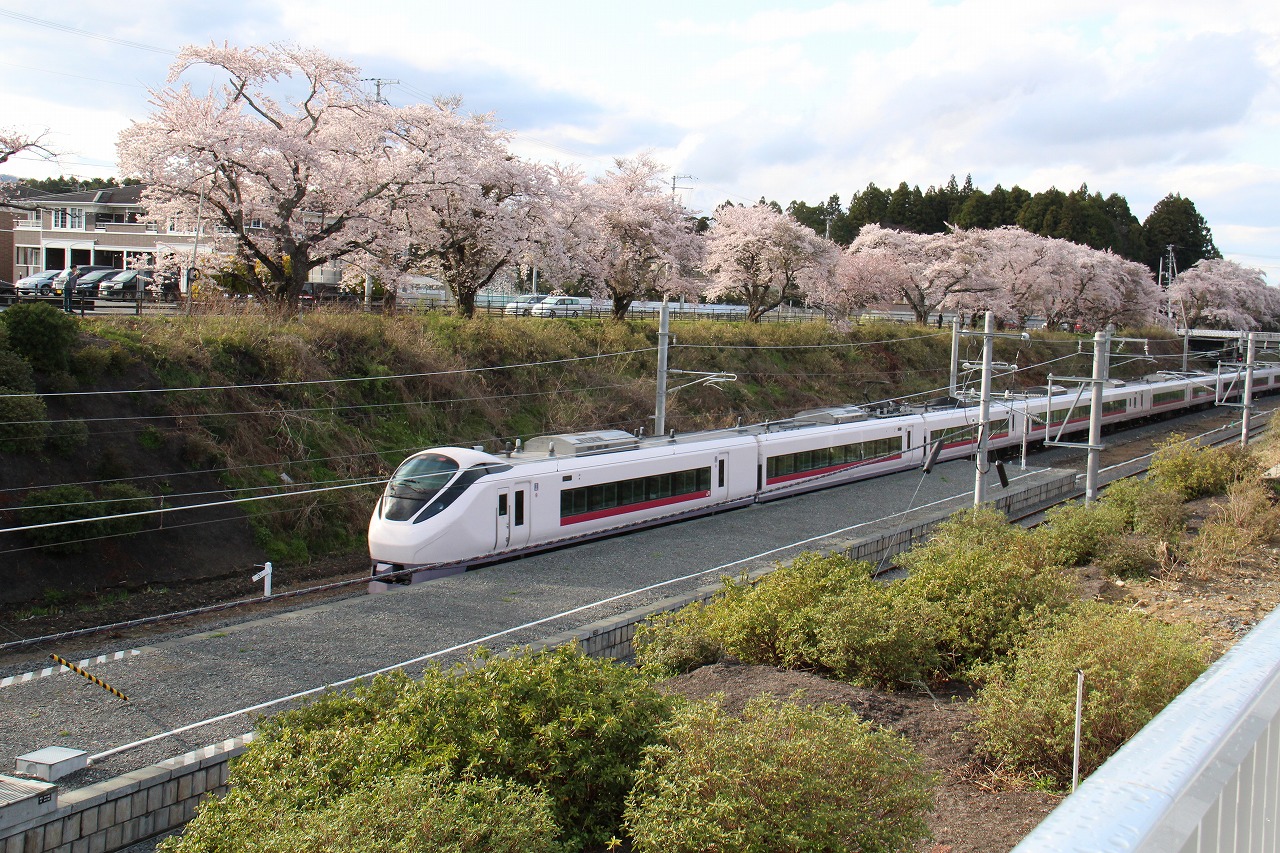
left=0, top=649, right=140, bottom=688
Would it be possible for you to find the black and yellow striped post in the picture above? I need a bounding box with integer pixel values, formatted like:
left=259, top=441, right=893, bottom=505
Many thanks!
left=49, top=653, right=129, bottom=701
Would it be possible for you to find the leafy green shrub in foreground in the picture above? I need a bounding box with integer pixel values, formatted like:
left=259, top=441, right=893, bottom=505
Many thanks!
left=0, top=348, right=36, bottom=392
left=222, top=645, right=673, bottom=850
left=891, top=508, right=1075, bottom=675
left=970, top=601, right=1208, bottom=786
left=162, top=770, right=565, bottom=853
left=624, top=695, right=935, bottom=853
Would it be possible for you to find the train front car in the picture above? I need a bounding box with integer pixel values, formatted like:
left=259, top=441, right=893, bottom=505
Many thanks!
left=368, top=447, right=512, bottom=587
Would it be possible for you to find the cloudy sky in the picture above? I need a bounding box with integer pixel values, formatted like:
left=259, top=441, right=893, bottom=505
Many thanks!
left=2, top=0, right=1277, bottom=279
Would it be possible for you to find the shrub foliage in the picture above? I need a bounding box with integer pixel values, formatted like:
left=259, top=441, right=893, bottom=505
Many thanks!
left=892, top=508, right=1075, bottom=675
left=624, top=695, right=936, bottom=853
left=162, top=771, right=565, bottom=853
left=182, top=645, right=673, bottom=851
left=970, top=601, right=1208, bottom=785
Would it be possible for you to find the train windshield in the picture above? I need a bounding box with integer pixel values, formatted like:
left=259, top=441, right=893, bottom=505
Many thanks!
left=382, top=453, right=459, bottom=521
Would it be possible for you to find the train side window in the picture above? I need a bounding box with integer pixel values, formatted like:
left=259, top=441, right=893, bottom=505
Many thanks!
left=718, top=459, right=725, bottom=488
left=515, top=490, right=525, bottom=526
left=498, top=493, right=508, bottom=517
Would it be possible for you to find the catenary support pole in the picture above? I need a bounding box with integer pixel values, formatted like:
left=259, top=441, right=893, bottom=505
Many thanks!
left=974, top=311, right=994, bottom=506
left=1084, top=329, right=1108, bottom=504
left=655, top=298, right=670, bottom=437
left=1242, top=331, right=1256, bottom=448
left=949, top=316, right=961, bottom=397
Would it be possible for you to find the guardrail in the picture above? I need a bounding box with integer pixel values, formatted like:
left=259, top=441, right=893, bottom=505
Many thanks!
left=1012, top=602, right=1280, bottom=852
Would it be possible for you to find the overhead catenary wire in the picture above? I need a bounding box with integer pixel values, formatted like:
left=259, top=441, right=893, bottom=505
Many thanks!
left=0, top=348, right=661, bottom=400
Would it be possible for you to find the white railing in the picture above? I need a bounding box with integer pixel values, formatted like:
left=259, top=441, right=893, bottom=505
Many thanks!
left=1013, top=605, right=1280, bottom=852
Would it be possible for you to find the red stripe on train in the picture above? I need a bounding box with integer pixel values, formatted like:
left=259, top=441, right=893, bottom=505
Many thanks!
left=561, top=490, right=711, bottom=526
left=766, top=454, right=903, bottom=485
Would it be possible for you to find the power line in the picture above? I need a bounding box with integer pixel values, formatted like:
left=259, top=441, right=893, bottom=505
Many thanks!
left=0, top=10, right=176, bottom=55
left=0, top=347, right=659, bottom=400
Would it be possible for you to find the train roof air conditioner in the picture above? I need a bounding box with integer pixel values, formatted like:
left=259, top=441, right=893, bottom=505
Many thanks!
left=523, top=430, right=640, bottom=457
left=792, top=405, right=870, bottom=425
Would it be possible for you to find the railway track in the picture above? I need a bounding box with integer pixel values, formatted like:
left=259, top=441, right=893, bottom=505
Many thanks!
left=1, top=401, right=1271, bottom=661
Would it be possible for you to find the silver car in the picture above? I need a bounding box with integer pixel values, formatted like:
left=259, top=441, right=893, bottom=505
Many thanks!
left=15, top=270, right=62, bottom=297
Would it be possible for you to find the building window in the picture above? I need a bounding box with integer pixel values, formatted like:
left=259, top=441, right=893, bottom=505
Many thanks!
left=52, top=208, right=86, bottom=229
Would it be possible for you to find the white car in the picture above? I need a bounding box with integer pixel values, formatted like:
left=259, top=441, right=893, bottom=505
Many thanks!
left=528, top=296, right=592, bottom=317
left=504, top=294, right=548, bottom=315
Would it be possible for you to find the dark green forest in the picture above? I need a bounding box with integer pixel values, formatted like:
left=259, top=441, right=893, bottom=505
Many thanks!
left=782, top=176, right=1220, bottom=276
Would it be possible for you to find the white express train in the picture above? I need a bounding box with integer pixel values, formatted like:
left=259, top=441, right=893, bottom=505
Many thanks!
left=369, top=366, right=1278, bottom=586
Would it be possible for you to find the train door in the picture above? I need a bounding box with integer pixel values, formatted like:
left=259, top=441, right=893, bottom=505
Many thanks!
left=713, top=453, right=729, bottom=500
left=495, top=482, right=532, bottom=550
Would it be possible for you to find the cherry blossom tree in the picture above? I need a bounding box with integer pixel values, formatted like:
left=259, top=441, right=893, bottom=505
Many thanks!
left=0, top=128, right=54, bottom=169
left=841, top=225, right=994, bottom=324
left=1169, top=258, right=1279, bottom=330
left=580, top=155, right=704, bottom=320
left=703, top=203, right=840, bottom=322
left=395, top=112, right=562, bottom=317
left=1040, top=240, right=1161, bottom=331
left=813, top=248, right=911, bottom=321
left=118, top=42, right=466, bottom=308
left=978, top=226, right=1059, bottom=325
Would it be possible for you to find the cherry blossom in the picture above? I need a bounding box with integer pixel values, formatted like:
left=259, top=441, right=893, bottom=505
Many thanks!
left=703, top=203, right=840, bottom=322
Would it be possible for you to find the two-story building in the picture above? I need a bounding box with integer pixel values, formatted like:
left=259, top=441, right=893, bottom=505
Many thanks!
left=5, top=184, right=345, bottom=291
left=6, top=184, right=202, bottom=283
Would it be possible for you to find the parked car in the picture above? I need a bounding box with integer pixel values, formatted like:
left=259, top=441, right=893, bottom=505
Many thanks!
left=504, top=294, right=548, bottom=315
left=101, top=269, right=154, bottom=301
left=15, top=270, right=62, bottom=297
left=528, top=295, right=593, bottom=317
left=52, top=265, right=117, bottom=296
left=0, top=279, right=15, bottom=305
left=73, top=268, right=120, bottom=298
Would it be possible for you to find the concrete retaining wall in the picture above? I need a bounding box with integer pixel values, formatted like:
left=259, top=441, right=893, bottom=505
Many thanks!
left=0, top=736, right=251, bottom=853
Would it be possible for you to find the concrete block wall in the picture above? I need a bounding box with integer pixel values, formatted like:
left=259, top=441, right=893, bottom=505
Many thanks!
left=0, top=736, right=251, bottom=853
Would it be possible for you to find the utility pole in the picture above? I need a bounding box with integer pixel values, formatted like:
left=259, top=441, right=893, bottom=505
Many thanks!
left=1084, top=328, right=1109, bottom=503
left=655, top=299, right=671, bottom=436
left=361, top=78, right=399, bottom=105
left=1242, top=331, right=1256, bottom=448
left=671, top=174, right=694, bottom=200
left=974, top=311, right=995, bottom=506
left=949, top=317, right=961, bottom=397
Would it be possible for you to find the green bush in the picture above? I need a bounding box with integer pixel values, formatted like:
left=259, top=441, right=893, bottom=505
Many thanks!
left=0, top=349, right=35, bottom=392
left=1148, top=435, right=1254, bottom=500
left=44, top=418, right=89, bottom=454
left=1034, top=500, right=1129, bottom=568
left=18, top=483, right=152, bottom=552
left=636, top=553, right=936, bottom=686
left=0, top=302, right=78, bottom=373
left=709, top=553, right=876, bottom=670
left=163, top=770, right=565, bottom=853
left=634, top=599, right=725, bottom=678
left=0, top=388, right=50, bottom=450
left=624, top=696, right=936, bottom=853
left=891, top=508, right=1075, bottom=675
left=231, top=645, right=673, bottom=850
left=970, top=601, right=1208, bottom=786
